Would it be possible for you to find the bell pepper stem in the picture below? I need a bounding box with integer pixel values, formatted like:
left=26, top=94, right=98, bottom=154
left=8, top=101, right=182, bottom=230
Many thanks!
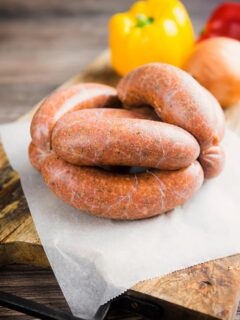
left=136, top=14, right=154, bottom=28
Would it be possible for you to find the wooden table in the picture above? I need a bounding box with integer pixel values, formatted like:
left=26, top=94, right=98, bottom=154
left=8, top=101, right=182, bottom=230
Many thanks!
left=0, top=0, right=239, bottom=319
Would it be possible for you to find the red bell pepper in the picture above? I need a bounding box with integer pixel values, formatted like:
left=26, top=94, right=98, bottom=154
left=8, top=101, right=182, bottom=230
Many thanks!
left=198, top=2, right=240, bottom=41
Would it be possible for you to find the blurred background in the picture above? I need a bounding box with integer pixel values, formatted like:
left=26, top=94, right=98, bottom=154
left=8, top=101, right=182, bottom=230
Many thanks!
left=0, top=0, right=223, bottom=123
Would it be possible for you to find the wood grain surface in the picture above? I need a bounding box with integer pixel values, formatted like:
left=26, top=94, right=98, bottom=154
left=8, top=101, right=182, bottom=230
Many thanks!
left=0, top=0, right=240, bottom=319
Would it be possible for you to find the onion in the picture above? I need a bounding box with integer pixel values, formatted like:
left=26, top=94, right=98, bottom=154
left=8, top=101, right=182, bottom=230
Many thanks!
left=184, top=37, right=240, bottom=108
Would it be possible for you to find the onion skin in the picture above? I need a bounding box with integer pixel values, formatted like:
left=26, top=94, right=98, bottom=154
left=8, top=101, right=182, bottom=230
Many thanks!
left=184, top=37, right=240, bottom=108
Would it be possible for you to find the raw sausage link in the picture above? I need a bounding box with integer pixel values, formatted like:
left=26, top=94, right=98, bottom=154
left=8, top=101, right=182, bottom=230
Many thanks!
left=199, top=145, right=225, bottom=179
left=199, top=88, right=225, bottom=178
left=29, top=63, right=225, bottom=220
left=52, top=108, right=200, bottom=170
left=117, top=63, right=225, bottom=179
left=41, top=153, right=204, bottom=220
left=29, top=142, right=49, bottom=171
left=30, top=107, right=158, bottom=171
left=30, top=83, right=119, bottom=152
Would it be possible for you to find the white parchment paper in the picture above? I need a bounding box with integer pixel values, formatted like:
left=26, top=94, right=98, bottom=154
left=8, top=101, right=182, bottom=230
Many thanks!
left=1, top=120, right=240, bottom=319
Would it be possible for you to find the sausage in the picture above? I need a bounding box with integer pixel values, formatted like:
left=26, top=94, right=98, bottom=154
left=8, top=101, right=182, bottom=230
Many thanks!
left=29, top=106, right=158, bottom=171
left=29, top=65, right=225, bottom=220
left=29, top=142, right=49, bottom=171
left=41, top=153, right=204, bottom=220
left=52, top=108, right=200, bottom=170
left=30, top=83, right=119, bottom=152
left=117, top=63, right=225, bottom=178
left=199, top=145, right=225, bottom=179
left=198, top=88, right=225, bottom=178
left=29, top=83, right=120, bottom=171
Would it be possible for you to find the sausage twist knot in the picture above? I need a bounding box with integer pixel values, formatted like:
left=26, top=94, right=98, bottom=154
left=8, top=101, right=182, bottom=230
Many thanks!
left=29, top=64, right=225, bottom=220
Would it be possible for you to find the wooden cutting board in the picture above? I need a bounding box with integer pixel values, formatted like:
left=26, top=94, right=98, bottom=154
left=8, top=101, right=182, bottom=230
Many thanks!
left=1, top=50, right=240, bottom=320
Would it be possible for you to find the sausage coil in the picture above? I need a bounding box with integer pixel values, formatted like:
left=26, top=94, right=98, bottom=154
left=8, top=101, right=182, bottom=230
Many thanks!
left=29, top=63, right=225, bottom=220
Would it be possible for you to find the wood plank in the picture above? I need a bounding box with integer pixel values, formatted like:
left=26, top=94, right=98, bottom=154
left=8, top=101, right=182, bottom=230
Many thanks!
left=133, top=256, right=240, bottom=320
left=0, top=264, right=73, bottom=320
left=0, top=264, right=142, bottom=320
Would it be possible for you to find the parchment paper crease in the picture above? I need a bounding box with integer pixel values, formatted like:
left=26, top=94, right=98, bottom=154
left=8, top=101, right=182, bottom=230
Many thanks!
left=1, top=121, right=240, bottom=319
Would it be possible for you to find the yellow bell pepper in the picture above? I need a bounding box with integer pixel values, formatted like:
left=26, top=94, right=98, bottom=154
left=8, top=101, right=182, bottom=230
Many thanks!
left=109, top=0, right=195, bottom=76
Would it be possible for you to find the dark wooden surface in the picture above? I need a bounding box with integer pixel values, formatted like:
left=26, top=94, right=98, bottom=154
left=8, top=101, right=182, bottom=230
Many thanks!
left=0, top=0, right=239, bottom=319
left=0, top=264, right=142, bottom=320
